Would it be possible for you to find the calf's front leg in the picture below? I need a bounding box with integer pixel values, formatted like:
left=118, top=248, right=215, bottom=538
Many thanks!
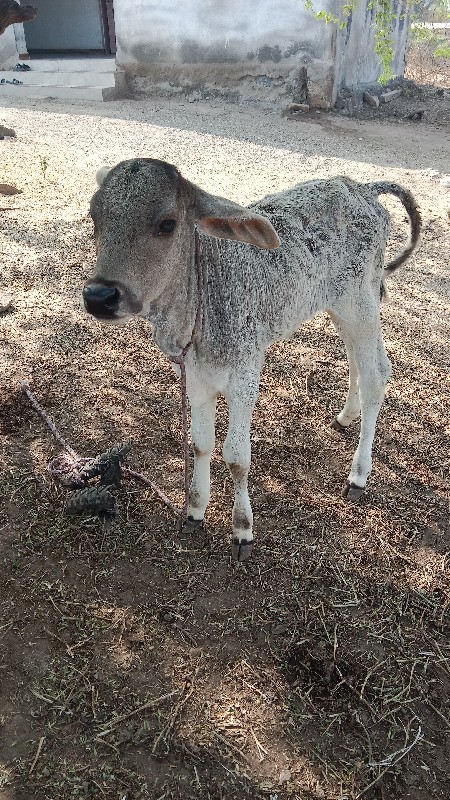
left=182, top=396, right=216, bottom=533
left=223, top=378, right=259, bottom=561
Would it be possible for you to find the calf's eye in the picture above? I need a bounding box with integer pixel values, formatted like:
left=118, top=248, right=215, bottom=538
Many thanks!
left=158, top=219, right=177, bottom=235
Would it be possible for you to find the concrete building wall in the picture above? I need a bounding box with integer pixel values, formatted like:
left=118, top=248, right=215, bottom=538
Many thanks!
left=0, top=0, right=412, bottom=104
left=114, top=0, right=325, bottom=61
left=14, top=22, right=28, bottom=60
left=113, top=0, right=411, bottom=106
left=0, top=25, right=19, bottom=68
left=113, top=0, right=337, bottom=107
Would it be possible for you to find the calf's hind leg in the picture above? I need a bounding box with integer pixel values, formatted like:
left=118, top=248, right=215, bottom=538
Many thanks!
left=332, top=310, right=391, bottom=501
left=330, top=334, right=361, bottom=431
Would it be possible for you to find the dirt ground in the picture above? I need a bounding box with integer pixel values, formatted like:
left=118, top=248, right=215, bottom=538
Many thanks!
left=0, top=86, right=449, bottom=800
left=332, top=80, right=450, bottom=128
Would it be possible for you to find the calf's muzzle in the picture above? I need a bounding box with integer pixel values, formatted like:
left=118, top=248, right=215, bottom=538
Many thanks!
left=83, top=282, right=120, bottom=319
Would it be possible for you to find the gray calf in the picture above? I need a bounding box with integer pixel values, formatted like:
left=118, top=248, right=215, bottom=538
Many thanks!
left=83, top=159, right=421, bottom=560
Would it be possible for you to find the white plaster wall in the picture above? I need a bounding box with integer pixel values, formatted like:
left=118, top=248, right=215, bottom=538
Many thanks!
left=113, top=0, right=338, bottom=106
left=112, top=0, right=409, bottom=105
left=114, top=0, right=331, bottom=64
left=0, top=26, right=19, bottom=68
left=114, top=0, right=329, bottom=65
left=14, top=22, right=28, bottom=59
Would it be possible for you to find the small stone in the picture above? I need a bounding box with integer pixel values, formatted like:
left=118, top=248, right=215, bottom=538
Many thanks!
left=335, top=96, right=355, bottom=114
left=363, top=92, right=380, bottom=108
left=287, top=102, right=309, bottom=112
left=406, top=110, right=424, bottom=121
left=279, top=769, right=291, bottom=785
left=0, top=293, right=13, bottom=314
left=0, top=125, right=16, bottom=138
left=0, top=183, right=22, bottom=195
left=440, top=176, right=450, bottom=187
left=380, top=89, right=402, bottom=103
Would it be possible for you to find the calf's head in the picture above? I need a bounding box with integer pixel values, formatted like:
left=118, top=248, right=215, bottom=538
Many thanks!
left=83, top=158, right=279, bottom=323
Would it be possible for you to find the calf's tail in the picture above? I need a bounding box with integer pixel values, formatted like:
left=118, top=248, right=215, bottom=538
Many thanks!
left=371, top=181, right=422, bottom=273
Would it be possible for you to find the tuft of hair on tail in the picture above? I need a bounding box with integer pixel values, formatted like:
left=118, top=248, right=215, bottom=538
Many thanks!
left=371, top=182, right=421, bottom=274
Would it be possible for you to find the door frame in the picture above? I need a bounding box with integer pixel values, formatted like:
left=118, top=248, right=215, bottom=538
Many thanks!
left=100, top=0, right=116, bottom=55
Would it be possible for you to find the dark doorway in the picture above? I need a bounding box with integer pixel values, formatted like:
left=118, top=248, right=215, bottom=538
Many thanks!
left=25, top=0, right=116, bottom=55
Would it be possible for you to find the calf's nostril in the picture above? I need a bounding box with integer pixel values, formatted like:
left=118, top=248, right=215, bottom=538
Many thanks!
left=83, top=284, right=120, bottom=317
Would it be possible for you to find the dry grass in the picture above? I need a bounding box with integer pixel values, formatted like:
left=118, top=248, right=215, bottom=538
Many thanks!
left=406, top=38, right=450, bottom=87
left=0, top=92, right=449, bottom=800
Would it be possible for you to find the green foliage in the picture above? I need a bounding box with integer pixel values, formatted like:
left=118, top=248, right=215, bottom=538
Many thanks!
left=308, top=0, right=450, bottom=83
left=434, top=40, right=450, bottom=55
left=315, top=9, right=348, bottom=26
left=306, top=0, right=399, bottom=83
left=372, top=0, right=398, bottom=82
left=418, top=0, right=450, bottom=22
left=38, top=154, right=49, bottom=180
left=410, top=20, right=450, bottom=58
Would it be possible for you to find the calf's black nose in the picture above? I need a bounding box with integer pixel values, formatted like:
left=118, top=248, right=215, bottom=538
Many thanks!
left=83, top=284, right=120, bottom=318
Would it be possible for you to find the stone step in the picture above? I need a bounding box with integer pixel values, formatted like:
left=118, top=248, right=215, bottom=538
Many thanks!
left=0, top=58, right=116, bottom=101
left=0, top=70, right=115, bottom=88
left=0, top=82, right=109, bottom=101
left=23, top=58, right=116, bottom=73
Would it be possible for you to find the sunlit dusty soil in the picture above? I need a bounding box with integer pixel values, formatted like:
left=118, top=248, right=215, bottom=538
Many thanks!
left=0, top=92, right=449, bottom=800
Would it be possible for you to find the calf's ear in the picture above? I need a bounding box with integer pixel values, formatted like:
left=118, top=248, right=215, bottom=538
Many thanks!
left=194, top=188, right=280, bottom=250
left=96, top=165, right=115, bottom=186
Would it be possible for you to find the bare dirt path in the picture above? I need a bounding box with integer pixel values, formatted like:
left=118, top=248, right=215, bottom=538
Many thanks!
left=0, top=94, right=449, bottom=800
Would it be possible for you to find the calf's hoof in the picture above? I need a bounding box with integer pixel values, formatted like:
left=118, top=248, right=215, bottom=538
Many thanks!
left=331, top=418, right=347, bottom=433
left=182, top=515, right=203, bottom=534
left=232, top=537, right=254, bottom=562
left=342, top=482, right=365, bottom=502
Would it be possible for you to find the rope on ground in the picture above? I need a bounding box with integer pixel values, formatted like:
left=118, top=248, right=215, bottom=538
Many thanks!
left=20, top=380, right=183, bottom=519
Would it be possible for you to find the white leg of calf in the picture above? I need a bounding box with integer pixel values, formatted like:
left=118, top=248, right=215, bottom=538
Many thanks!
left=186, top=396, right=217, bottom=523
left=330, top=316, right=361, bottom=428
left=347, top=335, right=391, bottom=491
left=337, top=343, right=361, bottom=427
left=223, top=380, right=259, bottom=560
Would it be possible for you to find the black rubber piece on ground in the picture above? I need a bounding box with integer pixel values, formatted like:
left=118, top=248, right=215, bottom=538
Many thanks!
left=231, top=537, right=255, bottom=562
